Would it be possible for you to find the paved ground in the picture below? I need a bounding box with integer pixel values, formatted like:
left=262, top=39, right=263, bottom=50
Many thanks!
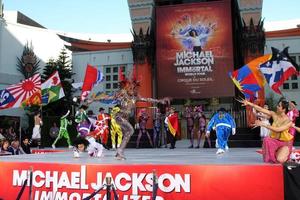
left=0, top=139, right=273, bottom=165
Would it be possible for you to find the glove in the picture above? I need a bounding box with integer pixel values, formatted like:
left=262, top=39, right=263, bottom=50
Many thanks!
left=232, top=128, right=236, bottom=135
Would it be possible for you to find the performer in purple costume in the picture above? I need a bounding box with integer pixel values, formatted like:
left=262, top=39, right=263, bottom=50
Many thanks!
left=153, top=108, right=162, bottom=148
left=136, top=109, right=153, bottom=148
left=183, top=106, right=195, bottom=148
left=194, top=106, right=211, bottom=148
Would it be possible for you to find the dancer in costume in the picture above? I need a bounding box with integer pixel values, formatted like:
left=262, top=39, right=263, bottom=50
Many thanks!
left=206, top=108, right=236, bottom=154
left=183, top=106, right=195, bottom=148
left=136, top=109, right=153, bottom=148
left=165, top=107, right=179, bottom=149
left=239, top=98, right=293, bottom=163
left=153, top=108, right=162, bottom=148
left=75, top=105, right=90, bottom=137
left=32, top=111, right=43, bottom=148
left=94, top=107, right=110, bottom=148
left=194, top=106, right=211, bottom=148
left=52, top=110, right=72, bottom=149
left=72, top=137, right=90, bottom=158
left=287, top=101, right=299, bottom=139
left=92, top=71, right=169, bottom=160
left=110, top=106, right=123, bottom=150
left=74, top=104, right=104, bottom=158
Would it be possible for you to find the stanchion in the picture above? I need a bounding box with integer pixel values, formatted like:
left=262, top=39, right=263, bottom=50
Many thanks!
left=152, top=169, right=158, bottom=200
left=28, top=167, right=33, bottom=200
left=106, top=177, right=112, bottom=200
left=16, top=179, right=28, bottom=200
left=16, top=167, right=33, bottom=200
left=83, top=177, right=119, bottom=200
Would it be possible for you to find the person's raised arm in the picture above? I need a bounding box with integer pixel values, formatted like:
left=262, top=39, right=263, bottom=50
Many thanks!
left=237, top=98, right=274, bottom=117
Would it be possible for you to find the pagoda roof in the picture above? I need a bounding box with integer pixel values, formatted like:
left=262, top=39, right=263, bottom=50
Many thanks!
left=58, top=34, right=132, bottom=52
left=266, top=27, right=300, bottom=38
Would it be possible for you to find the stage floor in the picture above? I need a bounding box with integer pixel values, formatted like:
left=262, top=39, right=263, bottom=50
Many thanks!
left=0, top=140, right=272, bottom=165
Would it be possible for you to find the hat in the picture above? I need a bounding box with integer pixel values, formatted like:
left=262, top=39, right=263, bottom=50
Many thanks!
left=99, top=107, right=105, bottom=112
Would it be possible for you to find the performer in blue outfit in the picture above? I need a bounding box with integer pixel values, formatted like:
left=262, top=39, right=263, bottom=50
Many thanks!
left=206, top=108, right=236, bottom=154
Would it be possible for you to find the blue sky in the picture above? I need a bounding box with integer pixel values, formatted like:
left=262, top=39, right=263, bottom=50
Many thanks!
left=3, top=0, right=300, bottom=34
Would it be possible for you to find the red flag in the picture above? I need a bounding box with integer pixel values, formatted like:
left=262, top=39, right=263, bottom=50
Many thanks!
left=166, top=113, right=179, bottom=137
left=81, top=65, right=104, bottom=101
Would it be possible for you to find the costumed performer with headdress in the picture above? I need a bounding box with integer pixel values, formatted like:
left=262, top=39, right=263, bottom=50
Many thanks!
left=183, top=106, right=194, bottom=148
left=153, top=107, right=162, bottom=148
left=136, top=108, right=153, bottom=148
left=92, top=68, right=169, bottom=160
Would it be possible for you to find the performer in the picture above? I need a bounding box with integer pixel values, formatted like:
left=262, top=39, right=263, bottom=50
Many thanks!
left=239, top=98, right=293, bottom=163
left=194, top=106, right=211, bottom=148
left=183, top=106, right=194, bottom=148
left=110, top=106, right=123, bottom=150
left=96, top=107, right=110, bottom=148
left=92, top=71, right=168, bottom=160
left=75, top=105, right=90, bottom=137
left=32, top=111, right=43, bottom=148
left=165, top=107, right=179, bottom=149
left=72, top=137, right=90, bottom=158
left=52, top=110, right=72, bottom=149
left=287, top=101, right=299, bottom=138
left=153, top=108, right=162, bottom=148
left=206, top=108, right=236, bottom=154
left=75, top=104, right=104, bottom=158
left=136, top=109, right=153, bottom=148
left=253, top=104, right=271, bottom=139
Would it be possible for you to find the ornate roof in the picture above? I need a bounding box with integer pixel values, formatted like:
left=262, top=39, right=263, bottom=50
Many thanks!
left=266, top=27, right=300, bottom=38
left=58, top=34, right=131, bottom=52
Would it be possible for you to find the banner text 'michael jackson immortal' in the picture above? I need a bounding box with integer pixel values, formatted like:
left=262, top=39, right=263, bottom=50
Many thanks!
left=0, top=162, right=284, bottom=200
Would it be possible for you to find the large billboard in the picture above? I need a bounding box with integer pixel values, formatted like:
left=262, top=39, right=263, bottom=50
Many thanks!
left=156, top=0, right=235, bottom=98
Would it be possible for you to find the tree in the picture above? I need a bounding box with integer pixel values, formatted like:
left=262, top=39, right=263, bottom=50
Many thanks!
left=42, top=48, right=75, bottom=116
left=55, top=48, right=75, bottom=103
left=41, top=58, right=57, bottom=82
left=17, top=42, right=41, bottom=79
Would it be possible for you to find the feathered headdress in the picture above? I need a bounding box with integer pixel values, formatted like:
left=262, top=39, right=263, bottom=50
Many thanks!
left=119, top=65, right=140, bottom=90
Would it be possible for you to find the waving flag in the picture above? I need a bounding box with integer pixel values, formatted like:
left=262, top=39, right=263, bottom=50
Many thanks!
left=81, top=64, right=104, bottom=101
left=0, top=89, right=16, bottom=109
left=0, top=74, right=41, bottom=109
left=42, top=71, right=65, bottom=105
left=229, top=55, right=271, bottom=100
left=165, top=113, right=179, bottom=137
left=260, top=47, right=299, bottom=94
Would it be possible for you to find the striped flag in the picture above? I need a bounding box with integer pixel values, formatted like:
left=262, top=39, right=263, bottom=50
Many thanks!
left=81, top=64, right=104, bottom=101
left=229, top=55, right=271, bottom=100
left=0, top=74, right=41, bottom=109
left=260, top=47, right=299, bottom=94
